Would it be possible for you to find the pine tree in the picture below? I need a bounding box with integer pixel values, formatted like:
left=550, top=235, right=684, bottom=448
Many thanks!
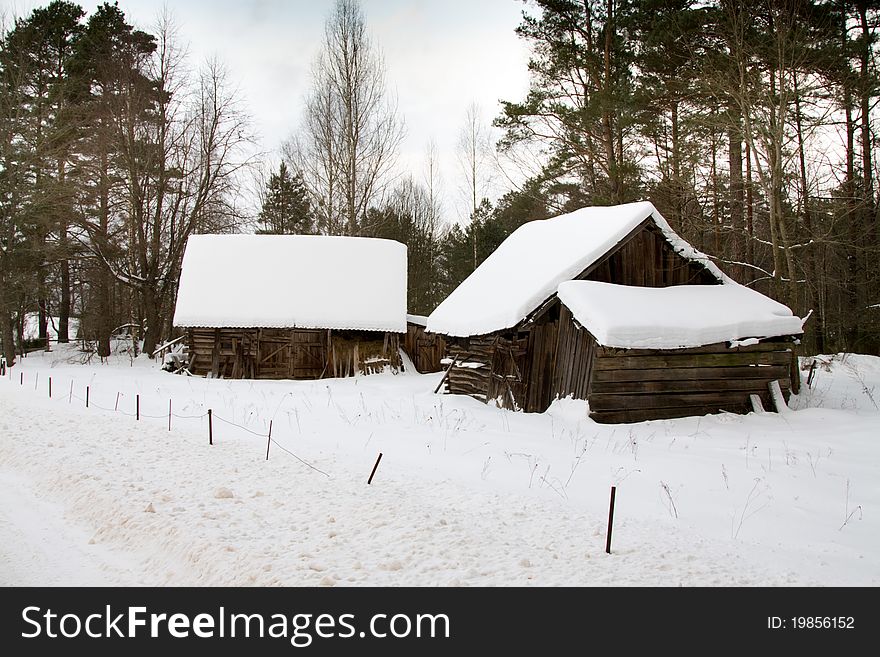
left=67, top=2, right=157, bottom=356
left=257, top=163, right=313, bottom=235
left=0, top=1, right=84, bottom=359
left=497, top=0, right=640, bottom=205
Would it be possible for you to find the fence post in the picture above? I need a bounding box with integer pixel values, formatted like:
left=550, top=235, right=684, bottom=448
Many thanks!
left=208, top=409, right=213, bottom=445
left=265, top=420, right=273, bottom=460
left=368, top=452, right=383, bottom=485
left=136, top=394, right=140, bottom=421
left=605, top=486, right=617, bottom=554
left=168, top=399, right=172, bottom=431
left=48, top=376, right=52, bottom=398
left=86, top=386, right=90, bottom=408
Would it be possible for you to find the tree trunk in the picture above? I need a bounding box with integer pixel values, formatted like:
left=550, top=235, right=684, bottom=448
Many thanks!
left=858, top=1, right=876, bottom=353
left=58, top=159, right=70, bottom=343
left=141, top=286, right=160, bottom=356
left=97, top=152, right=112, bottom=358
left=793, top=77, right=823, bottom=353
left=59, top=257, right=71, bottom=343
left=38, top=296, right=48, bottom=347
left=603, top=0, right=620, bottom=202
left=844, top=62, right=860, bottom=351
left=710, top=124, right=720, bottom=255
left=728, top=106, right=744, bottom=282
left=0, top=289, right=16, bottom=367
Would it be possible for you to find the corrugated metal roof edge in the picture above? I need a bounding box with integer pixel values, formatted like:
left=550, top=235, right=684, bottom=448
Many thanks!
left=174, top=322, right=406, bottom=333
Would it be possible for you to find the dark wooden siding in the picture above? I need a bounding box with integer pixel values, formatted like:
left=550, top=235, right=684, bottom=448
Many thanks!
left=580, top=222, right=718, bottom=287
left=403, top=322, right=446, bottom=373
left=445, top=326, right=560, bottom=413
left=587, top=340, right=796, bottom=423
left=523, top=319, right=559, bottom=412
left=186, top=328, right=401, bottom=380
left=548, top=305, right=598, bottom=404
left=446, top=336, right=496, bottom=403
left=487, top=334, right=529, bottom=410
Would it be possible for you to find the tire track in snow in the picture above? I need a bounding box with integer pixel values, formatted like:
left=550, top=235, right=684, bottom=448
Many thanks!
left=0, top=469, right=144, bottom=585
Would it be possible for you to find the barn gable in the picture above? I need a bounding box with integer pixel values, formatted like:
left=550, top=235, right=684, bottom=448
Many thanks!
left=427, top=201, right=724, bottom=338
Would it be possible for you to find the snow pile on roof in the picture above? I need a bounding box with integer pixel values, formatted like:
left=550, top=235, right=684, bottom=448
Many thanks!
left=557, top=281, right=804, bottom=349
left=173, top=235, right=407, bottom=332
left=427, top=201, right=726, bottom=337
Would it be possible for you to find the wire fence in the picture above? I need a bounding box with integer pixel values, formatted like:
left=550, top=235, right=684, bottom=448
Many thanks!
left=8, top=370, right=331, bottom=478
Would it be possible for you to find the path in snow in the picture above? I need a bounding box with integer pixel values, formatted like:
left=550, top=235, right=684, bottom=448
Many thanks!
left=0, top=469, right=144, bottom=586
left=0, top=378, right=830, bottom=586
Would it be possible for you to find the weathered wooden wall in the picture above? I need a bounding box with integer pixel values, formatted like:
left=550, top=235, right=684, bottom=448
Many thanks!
left=403, top=322, right=446, bottom=373
left=488, top=334, right=529, bottom=410
left=523, top=318, right=560, bottom=412
left=443, top=316, right=797, bottom=422
left=581, top=222, right=719, bottom=287
left=548, top=305, right=596, bottom=405
left=445, top=336, right=495, bottom=404
left=587, top=339, right=796, bottom=423
left=446, top=329, right=551, bottom=413
left=186, top=328, right=401, bottom=380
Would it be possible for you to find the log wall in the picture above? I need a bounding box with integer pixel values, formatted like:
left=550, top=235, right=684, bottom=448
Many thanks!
left=445, top=336, right=496, bottom=404
left=403, top=322, right=446, bottom=373
left=186, top=328, right=401, bottom=380
left=587, top=339, right=796, bottom=423
left=443, top=317, right=798, bottom=423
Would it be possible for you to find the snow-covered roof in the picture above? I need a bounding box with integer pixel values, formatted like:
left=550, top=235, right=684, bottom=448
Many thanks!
left=406, top=314, right=428, bottom=327
left=557, top=281, right=803, bottom=349
left=426, top=201, right=726, bottom=337
left=173, top=235, right=407, bottom=332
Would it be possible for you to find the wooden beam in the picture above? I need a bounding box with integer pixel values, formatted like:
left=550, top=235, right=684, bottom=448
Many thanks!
left=594, top=351, right=792, bottom=370
left=750, top=394, right=765, bottom=413
left=593, top=364, right=791, bottom=383
left=768, top=380, right=790, bottom=413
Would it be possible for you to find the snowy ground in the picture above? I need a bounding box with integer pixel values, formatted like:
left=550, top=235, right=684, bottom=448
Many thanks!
left=1, top=346, right=878, bottom=586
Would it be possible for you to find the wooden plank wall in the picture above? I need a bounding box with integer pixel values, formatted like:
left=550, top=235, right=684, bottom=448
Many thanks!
left=403, top=323, right=446, bottom=373
left=487, top=334, right=529, bottom=410
left=445, top=336, right=496, bottom=402
left=582, top=223, right=718, bottom=287
left=524, top=319, right=560, bottom=412
left=588, top=340, right=796, bottom=423
left=548, top=306, right=597, bottom=406
left=186, top=328, right=401, bottom=380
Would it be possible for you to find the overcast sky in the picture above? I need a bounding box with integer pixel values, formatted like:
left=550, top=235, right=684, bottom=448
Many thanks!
left=3, top=0, right=533, bottom=220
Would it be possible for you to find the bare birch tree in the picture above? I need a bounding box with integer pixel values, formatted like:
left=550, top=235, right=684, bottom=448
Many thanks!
left=293, top=0, right=403, bottom=237
left=456, top=102, right=493, bottom=220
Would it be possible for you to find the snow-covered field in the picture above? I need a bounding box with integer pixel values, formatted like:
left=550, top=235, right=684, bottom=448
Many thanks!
left=1, top=346, right=877, bottom=586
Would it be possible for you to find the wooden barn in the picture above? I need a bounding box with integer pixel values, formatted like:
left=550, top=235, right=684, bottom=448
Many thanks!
left=403, top=315, right=446, bottom=373
left=173, top=235, right=407, bottom=379
left=426, top=201, right=805, bottom=423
